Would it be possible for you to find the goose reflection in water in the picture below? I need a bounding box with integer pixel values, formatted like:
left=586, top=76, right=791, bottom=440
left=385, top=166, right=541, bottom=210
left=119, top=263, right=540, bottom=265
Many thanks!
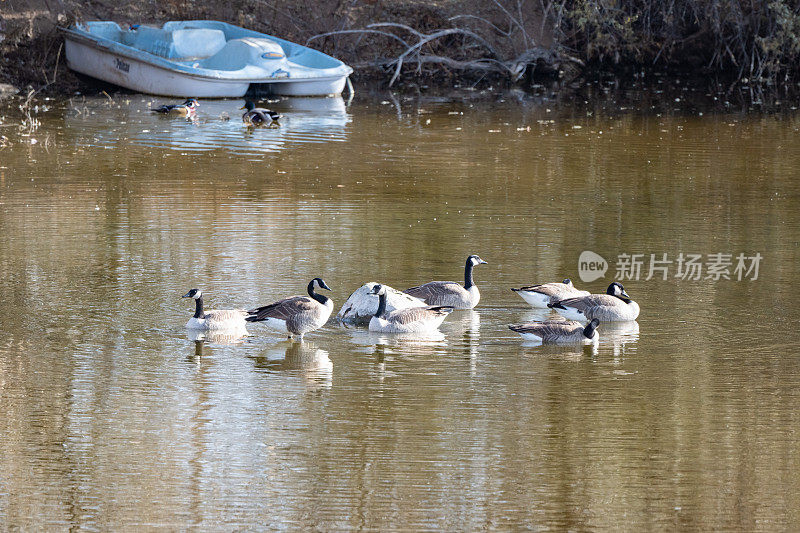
left=522, top=342, right=600, bottom=360
left=347, top=327, right=447, bottom=349
left=518, top=308, right=556, bottom=324
left=250, top=340, right=333, bottom=388
left=439, top=309, right=481, bottom=374
left=599, top=320, right=640, bottom=362
left=186, top=328, right=248, bottom=344
left=186, top=328, right=249, bottom=361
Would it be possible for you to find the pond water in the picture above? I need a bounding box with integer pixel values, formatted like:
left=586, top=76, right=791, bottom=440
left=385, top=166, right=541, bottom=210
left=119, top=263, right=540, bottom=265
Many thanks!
left=0, top=90, right=799, bottom=530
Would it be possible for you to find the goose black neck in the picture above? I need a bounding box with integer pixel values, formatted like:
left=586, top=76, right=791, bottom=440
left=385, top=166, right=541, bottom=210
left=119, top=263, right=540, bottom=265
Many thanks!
left=375, top=291, right=388, bottom=318
left=583, top=321, right=598, bottom=339
left=307, top=280, right=329, bottom=305
left=464, top=259, right=475, bottom=289
left=193, top=296, right=205, bottom=319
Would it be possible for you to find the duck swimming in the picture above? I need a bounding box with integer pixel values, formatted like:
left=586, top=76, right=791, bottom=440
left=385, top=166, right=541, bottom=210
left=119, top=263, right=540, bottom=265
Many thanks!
left=152, top=98, right=199, bottom=116
left=241, top=100, right=281, bottom=126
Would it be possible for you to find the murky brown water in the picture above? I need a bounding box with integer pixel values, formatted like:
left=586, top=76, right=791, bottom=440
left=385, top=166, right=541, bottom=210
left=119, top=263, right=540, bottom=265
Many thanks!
left=1, top=91, right=799, bottom=530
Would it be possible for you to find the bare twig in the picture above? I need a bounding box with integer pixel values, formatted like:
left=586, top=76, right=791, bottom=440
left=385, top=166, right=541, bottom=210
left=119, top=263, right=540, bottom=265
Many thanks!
left=49, top=42, right=62, bottom=85
left=448, top=15, right=510, bottom=37
left=306, top=29, right=410, bottom=49
left=367, top=22, right=426, bottom=40
left=492, top=0, right=531, bottom=48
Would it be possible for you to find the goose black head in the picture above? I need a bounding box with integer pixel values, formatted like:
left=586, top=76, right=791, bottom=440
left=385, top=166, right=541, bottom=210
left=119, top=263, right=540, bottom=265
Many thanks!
left=182, top=288, right=202, bottom=299
left=468, top=255, right=487, bottom=266
left=370, top=284, right=387, bottom=295
left=607, top=282, right=630, bottom=299
left=562, top=278, right=573, bottom=286
left=312, top=278, right=332, bottom=291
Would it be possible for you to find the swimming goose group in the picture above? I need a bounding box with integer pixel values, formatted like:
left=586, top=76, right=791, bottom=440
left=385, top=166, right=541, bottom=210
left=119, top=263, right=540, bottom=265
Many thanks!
left=183, top=278, right=332, bottom=340
left=182, top=254, right=640, bottom=344
left=508, top=280, right=640, bottom=343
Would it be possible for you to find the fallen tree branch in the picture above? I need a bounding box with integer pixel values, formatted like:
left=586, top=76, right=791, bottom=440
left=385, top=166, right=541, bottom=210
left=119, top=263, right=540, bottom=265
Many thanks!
left=310, top=9, right=571, bottom=87
left=388, top=28, right=508, bottom=85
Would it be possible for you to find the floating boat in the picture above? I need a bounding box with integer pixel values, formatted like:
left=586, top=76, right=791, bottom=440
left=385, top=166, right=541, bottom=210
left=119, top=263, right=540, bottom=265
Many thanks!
left=62, top=20, right=353, bottom=97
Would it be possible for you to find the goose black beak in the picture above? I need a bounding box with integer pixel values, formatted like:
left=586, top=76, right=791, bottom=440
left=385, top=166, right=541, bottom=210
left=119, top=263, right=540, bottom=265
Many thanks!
left=320, top=281, right=332, bottom=291
left=182, top=291, right=192, bottom=298
left=621, top=290, right=631, bottom=298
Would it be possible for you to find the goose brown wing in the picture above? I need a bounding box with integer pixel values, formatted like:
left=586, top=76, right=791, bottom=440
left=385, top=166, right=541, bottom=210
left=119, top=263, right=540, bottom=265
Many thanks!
left=247, top=296, right=315, bottom=322
left=390, top=305, right=453, bottom=325
left=404, top=281, right=463, bottom=302
left=554, top=294, right=617, bottom=311
left=508, top=320, right=583, bottom=336
left=513, top=282, right=573, bottom=296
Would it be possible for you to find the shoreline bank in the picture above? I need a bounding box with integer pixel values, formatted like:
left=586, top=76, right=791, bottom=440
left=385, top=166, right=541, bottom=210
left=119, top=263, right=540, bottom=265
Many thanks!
left=2, top=1, right=799, bottom=106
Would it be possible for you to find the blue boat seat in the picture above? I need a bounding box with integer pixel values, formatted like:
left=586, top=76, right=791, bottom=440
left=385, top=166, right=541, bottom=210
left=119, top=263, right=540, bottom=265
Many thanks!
left=198, top=37, right=286, bottom=71
left=172, top=29, right=227, bottom=59
left=130, top=26, right=227, bottom=59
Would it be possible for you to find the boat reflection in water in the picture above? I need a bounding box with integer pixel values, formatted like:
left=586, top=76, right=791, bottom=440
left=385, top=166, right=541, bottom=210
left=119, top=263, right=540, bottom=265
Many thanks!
left=64, top=95, right=351, bottom=155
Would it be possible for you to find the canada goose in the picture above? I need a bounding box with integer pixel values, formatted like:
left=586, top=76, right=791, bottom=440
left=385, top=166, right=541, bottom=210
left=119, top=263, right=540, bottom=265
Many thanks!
left=246, top=278, right=333, bottom=339
left=152, top=98, right=199, bottom=116
left=404, top=255, right=487, bottom=309
left=548, top=282, right=640, bottom=321
left=337, top=282, right=427, bottom=326
left=509, top=318, right=600, bottom=344
left=511, top=278, right=590, bottom=308
left=368, top=284, right=454, bottom=333
left=241, top=100, right=281, bottom=125
left=182, top=288, right=248, bottom=331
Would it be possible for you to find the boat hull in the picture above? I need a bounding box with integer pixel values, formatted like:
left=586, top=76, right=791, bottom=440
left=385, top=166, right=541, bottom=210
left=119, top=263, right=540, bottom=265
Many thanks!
left=65, top=39, right=251, bottom=97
